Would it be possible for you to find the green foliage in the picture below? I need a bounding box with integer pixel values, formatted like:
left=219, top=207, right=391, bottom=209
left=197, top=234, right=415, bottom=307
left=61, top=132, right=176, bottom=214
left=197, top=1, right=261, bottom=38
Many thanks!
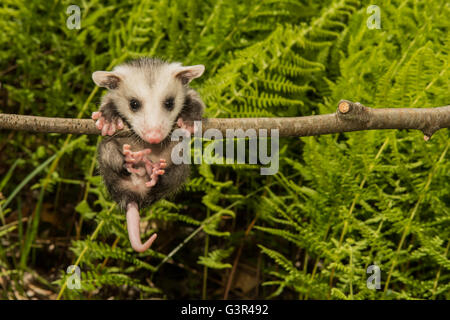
left=198, top=247, right=234, bottom=269
left=0, top=0, right=448, bottom=300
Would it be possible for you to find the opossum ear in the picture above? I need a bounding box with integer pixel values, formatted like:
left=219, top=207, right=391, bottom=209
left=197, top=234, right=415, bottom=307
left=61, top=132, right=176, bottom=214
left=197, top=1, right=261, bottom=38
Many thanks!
left=92, top=71, right=122, bottom=90
left=173, top=65, right=205, bottom=85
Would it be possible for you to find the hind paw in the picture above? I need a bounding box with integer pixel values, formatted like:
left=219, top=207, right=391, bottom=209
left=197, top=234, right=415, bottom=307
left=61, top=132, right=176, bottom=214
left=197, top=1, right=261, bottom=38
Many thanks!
left=144, top=158, right=167, bottom=188
left=122, top=145, right=167, bottom=187
left=92, top=111, right=124, bottom=136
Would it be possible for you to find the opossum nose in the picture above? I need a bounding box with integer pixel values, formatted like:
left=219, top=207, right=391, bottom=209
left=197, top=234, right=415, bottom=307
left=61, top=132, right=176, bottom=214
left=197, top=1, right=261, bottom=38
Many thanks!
left=144, top=130, right=163, bottom=144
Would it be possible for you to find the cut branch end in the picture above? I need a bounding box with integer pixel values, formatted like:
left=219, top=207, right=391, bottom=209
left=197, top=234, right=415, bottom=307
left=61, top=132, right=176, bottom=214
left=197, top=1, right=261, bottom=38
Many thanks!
left=338, top=101, right=351, bottom=114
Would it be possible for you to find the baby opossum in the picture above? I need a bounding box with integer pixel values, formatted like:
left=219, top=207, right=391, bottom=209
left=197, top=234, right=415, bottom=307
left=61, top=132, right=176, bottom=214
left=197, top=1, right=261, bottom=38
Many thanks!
left=91, top=58, right=205, bottom=252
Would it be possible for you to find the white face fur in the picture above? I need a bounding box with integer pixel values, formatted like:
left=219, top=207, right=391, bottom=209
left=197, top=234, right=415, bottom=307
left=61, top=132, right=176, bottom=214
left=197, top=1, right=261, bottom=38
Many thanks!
left=92, top=60, right=204, bottom=143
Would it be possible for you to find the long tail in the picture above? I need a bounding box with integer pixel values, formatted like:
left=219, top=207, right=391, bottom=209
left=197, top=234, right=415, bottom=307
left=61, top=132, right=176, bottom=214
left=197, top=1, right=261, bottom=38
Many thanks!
left=126, top=202, right=157, bottom=252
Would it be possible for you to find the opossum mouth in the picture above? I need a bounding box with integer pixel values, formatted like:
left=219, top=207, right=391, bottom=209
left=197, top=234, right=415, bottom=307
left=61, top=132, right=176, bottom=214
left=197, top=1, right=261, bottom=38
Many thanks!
left=143, top=115, right=187, bottom=146
left=112, top=114, right=173, bottom=147
left=113, top=108, right=185, bottom=147
left=117, top=128, right=173, bottom=148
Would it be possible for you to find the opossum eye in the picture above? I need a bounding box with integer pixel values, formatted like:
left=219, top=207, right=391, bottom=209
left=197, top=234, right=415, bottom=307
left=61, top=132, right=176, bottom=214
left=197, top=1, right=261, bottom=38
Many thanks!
left=129, top=99, right=141, bottom=112
left=163, top=97, right=175, bottom=111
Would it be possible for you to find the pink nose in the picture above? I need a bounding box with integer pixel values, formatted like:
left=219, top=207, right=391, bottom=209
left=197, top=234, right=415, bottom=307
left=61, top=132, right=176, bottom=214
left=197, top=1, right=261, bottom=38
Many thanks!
left=144, top=130, right=163, bottom=144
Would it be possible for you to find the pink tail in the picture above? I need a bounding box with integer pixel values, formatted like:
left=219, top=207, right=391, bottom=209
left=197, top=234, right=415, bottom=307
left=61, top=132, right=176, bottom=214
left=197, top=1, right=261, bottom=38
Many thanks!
left=126, top=202, right=157, bottom=252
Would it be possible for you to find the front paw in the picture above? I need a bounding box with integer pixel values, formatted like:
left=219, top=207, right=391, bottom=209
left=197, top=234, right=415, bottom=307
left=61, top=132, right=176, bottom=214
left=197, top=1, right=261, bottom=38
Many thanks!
left=92, top=111, right=124, bottom=136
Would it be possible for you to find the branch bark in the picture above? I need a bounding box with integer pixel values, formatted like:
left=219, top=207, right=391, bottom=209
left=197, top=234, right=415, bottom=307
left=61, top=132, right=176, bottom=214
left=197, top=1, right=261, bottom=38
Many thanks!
left=0, top=100, right=449, bottom=140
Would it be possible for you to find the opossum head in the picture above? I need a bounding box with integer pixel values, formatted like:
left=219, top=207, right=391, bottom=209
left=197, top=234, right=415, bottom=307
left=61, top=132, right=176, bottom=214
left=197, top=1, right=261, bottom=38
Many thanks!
left=92, top=58, right=204, bottom=144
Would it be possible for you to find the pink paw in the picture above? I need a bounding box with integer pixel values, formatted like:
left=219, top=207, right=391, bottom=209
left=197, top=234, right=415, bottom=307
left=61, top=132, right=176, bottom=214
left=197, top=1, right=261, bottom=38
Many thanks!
left=122, top=144, right=167, bottom=187
left=123, top=144, right=151, bottom=176
left=144, top=158, right=167, bottom=188
left=92, top=111, right=124, bottom=136
left=177, top=118, right=195, bottom=136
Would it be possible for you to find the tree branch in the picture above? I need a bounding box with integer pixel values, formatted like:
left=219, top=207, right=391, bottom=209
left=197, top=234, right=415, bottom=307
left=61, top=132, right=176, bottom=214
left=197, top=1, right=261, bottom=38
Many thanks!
left=0, top=100, right=449, bottom=140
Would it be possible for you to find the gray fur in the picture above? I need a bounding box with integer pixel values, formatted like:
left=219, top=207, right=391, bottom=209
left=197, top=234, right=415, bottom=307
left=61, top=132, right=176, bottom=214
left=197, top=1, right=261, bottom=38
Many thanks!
left=98, top=134, right=190, bottom=210
left=95, top=58, right=205, bottom=211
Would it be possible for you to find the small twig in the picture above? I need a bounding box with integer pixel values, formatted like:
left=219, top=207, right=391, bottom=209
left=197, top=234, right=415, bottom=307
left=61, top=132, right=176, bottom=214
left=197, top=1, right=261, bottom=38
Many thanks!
left=223, top=215, right=258, bottom=300
left=0, top=101, right=449, bottom=139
